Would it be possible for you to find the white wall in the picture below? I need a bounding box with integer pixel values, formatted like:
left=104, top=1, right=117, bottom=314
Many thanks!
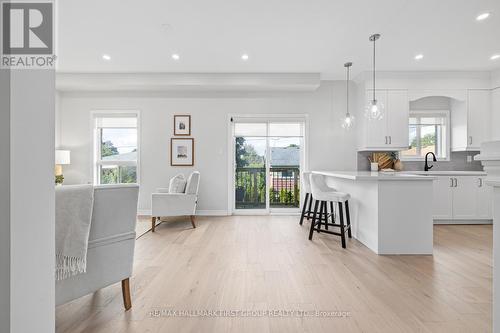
left=2, top=70, right=55, bottom=333
left=0, top=69, right=11, bottom=333
left=58, top=81, right=357, bottom=214
left=492, top=70, right=500, bottom=141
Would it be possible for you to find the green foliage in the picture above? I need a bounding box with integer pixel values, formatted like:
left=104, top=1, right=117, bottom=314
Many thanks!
left=235, top=137, right=247, bottom=168
left=101, top=166, right=136, bottom=184
left=411, top=133, right=435, bottom=148
left=55, top=175, right=64, bottom=185
left=99, top=140, right=137, bottom=184
left=101, top=140, right=119, bottom=158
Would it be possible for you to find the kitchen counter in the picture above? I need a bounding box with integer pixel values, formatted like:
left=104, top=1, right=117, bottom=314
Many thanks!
left=314, top=170, right=437, bottom=180
left=402, top=170, right=486, bottom=176
left=312, top=170, right=434, bottom=255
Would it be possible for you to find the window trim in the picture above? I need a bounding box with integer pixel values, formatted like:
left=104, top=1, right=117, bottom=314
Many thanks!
left=400, top=109, right=450, bottom=162
left=91, top=110, right=141, bottom=185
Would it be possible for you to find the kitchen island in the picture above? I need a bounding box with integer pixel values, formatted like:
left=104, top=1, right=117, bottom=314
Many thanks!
left=312, top=171, right=436, bottom=255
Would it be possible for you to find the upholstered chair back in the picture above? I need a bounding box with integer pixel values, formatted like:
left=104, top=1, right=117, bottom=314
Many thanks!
left=185, top=171, right=200, bottom=195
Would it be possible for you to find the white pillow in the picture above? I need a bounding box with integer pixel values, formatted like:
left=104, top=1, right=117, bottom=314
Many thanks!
left=168, top=174, right=187, bottom=193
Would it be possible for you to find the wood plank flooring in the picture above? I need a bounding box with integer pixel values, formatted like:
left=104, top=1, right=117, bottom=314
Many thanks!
left=56, top=216, right=492, bottom=333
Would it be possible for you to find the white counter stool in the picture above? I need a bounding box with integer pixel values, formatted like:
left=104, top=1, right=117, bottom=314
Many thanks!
left=299, top=172, right=314, bottom=225
left=308, top=173, right=352, bottom=248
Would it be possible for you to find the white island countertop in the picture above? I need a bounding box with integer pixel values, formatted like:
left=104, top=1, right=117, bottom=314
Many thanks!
left=313, top=170, right=437, bottom=181
left=312, top=170, right=434, bottom=255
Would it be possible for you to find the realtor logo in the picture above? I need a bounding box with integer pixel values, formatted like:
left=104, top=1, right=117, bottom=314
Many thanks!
left=1, top=1, right=55, bottom=68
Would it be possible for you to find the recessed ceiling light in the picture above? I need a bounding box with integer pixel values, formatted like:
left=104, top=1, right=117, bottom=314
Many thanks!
left=102, top=54, right=111, bottom=61
left=171, top=54, right=180, bottom=60
left=241, top=54, right=249, bottom=61
left=491, top=54, right=500, bottom=60
left=476, top=12, right=490, bottom=21
left=414, top=54, right=424, bottom=60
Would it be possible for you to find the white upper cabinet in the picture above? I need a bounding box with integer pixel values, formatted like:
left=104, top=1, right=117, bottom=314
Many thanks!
left=359, top=89, right=409, bottom=151
left=451, top=89, right=491, bottom=151
left=387, top=90, right=410, bottom=148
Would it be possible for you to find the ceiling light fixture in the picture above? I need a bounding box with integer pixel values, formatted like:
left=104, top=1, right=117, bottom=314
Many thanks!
left=102, top=54, right=111, bottom=61
left=171, top=54, right=180, bottom=60
left=241, top=54, right=249, bottom=61
left=491, top=54, right=500, bottom=60
left=365, top=33, right=384, bottom=121
left=341, top=62, right=355, bottom=130
left=476, top=12, right=490, bottom=21
left=414, top=54, right=424, bottom=60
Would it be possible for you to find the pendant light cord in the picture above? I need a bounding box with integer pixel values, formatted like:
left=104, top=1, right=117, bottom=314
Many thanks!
left=372, top=36, right=376, bottom=102
left=346, top=65, right=350, bottom=116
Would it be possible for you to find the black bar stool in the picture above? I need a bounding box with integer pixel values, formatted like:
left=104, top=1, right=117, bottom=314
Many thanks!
left=308, top=173, right=352, bottom=248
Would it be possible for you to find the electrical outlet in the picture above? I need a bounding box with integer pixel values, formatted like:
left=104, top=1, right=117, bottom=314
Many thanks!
left=466, top=155, right=472, bottom=163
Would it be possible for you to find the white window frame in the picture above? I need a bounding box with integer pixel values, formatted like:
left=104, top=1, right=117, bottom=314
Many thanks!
left=400, top=110, right=450, bottom=162
left=227, top=114, right=309, bottom=215
left=91, top=110, right=141, bottom=185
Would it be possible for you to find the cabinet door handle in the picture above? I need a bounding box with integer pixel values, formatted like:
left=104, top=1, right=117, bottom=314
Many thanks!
left=389, top=136, right=392, bottom=144
left=454, top=178, right=458, bottom=187
left=479, top=178, right=483, bottom=187
left=469, top=136, right=473, bottom=145
left=450, top=178, right=453, bottom=187
left=385, top=136, right=387, bottom=144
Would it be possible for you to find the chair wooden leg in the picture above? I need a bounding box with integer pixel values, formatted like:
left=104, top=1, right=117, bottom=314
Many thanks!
left=330, top=201, right=335, bottom=222
left=307, top=195, right=313, bottom=219
left=300, top=193, right=309, bottom=225
left=345, top=200, right=352, bottom=238
left=309, top=200, right=319, bottom=240
left=323, top=201, right=329, bottom=230
left=338, top=202, right=346, bottom=249
left=190, top=215, right=196, bottom=228
left=151, top=216, right=156, bottom=232
left=317, top=201, right=324, bottom=233
left=121, top=278, right=132, bottom=311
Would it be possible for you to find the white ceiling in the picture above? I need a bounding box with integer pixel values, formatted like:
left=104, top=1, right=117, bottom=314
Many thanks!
left=57, top=0, right=500, bottom=78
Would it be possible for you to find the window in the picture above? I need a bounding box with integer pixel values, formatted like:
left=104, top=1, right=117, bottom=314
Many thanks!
left=400, top=110, right=449, bottom=160
left=93, top=112, right=139, bottom=184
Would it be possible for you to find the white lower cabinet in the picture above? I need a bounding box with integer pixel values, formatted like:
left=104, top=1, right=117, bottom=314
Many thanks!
left=432, top=176, right=453, bottom=219
left=476, top=177, right=493, bottom=219
left=433, top=175, right=492, bottom=221
left=452, top=176, right=477, bottom=219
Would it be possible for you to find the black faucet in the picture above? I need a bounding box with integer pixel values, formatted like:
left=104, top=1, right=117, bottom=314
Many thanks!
left=424, top=152, right=437, bottom=171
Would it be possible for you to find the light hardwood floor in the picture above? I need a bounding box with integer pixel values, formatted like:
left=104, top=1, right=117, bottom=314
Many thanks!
left=56, top=216, right=492, bottom=333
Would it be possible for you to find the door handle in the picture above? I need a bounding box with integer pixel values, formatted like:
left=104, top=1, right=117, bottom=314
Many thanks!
left=454, top=178, right=458, bottom=187
left=389, top=136, right=392, bottom=144
left=385, top=136, right=388, bottom=144
left=479, top=178, right=483, bottom=187
left=469, top=136, right=473, bottom=145
left=450, top=178, right=453, bottom=187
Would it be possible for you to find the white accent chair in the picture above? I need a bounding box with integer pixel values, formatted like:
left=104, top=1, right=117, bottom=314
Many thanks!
left=56, top=184, right=139, bottom=311
left=151, top=171, right=200, bottom=231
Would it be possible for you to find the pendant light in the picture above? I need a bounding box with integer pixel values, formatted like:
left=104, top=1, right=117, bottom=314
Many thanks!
left=365, top=33, right=384, bottom=120
left=341, top=62, right=355, bottom=129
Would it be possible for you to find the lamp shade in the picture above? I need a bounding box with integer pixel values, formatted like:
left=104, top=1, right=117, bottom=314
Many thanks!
left=55, top=150, right=71, bottom=165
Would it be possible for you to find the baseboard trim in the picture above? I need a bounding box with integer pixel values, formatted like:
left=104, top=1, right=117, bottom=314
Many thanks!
left=434, top=219, right=493, bottom=225
left=137, top=209, right=229, bottom=217
left=196, top=210, right=230, bottom=216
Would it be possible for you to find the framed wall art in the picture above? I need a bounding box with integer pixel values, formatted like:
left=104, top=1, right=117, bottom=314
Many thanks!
left=174, top=115, right=191, bottom=136
left=171, top=138, right=194, bottom=166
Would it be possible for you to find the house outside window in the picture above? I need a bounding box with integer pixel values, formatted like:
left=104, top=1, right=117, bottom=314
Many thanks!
left=400, top=110, right=450, bottom=161
left=92, top=112, right=139, bottom=184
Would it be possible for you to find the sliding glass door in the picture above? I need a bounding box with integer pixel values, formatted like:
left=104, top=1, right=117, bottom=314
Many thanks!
left=232, top=120, right=304, bottom=214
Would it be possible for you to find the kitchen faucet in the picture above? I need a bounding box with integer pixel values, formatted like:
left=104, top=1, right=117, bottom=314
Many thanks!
left=424, top=152, right=437, bottom=171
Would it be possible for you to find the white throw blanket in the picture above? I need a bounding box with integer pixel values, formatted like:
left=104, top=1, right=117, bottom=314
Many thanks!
left=55, top=184, right=94, bottom=281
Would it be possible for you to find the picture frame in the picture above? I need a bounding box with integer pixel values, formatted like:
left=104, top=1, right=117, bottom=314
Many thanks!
left=174, top=115, right=191, bottom=136
left=170, top=138, right=194, bottom=166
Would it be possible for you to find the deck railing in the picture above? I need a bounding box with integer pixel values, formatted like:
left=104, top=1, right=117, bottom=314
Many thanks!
left=235, top=166, right=300, bottom=209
